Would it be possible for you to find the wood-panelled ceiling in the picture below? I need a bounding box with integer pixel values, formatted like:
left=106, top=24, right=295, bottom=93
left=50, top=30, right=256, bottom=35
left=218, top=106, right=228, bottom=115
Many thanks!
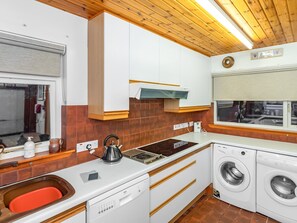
left=38, top=0, right=297, bottom=56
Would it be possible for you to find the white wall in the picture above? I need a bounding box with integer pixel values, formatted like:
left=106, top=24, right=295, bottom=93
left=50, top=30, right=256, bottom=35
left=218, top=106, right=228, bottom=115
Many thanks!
left=0, top=0, right=88, bottom=105
left=211, top=42, right=297, bottom=75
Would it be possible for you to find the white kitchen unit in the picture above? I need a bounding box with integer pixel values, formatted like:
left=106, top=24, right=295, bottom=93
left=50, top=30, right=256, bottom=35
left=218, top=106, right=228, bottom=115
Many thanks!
left=179, top=47, right=211, bottom=107
left=149, top=145, right=211, bottom=223
left=164, top=47, right=211, bottom=113
left=130, top=24, right=181, bottom=86
left=44, top=204, right=86, bottom=223
left=159, top=37, right=181, bottom=85
left=88, top=12, right=130, bottom=120
left=130, top=23, right=159, bottom=83
left=87, top=174, right=149, bottom=223
left=195, top=146, right=212, bottom=193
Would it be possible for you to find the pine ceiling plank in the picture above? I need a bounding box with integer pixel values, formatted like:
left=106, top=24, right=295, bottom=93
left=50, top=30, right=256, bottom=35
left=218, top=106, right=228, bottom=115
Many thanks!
left=66, top=0, right=103, bottom=15
left=90, top=0, right=215, bottom=55
left=227, top=0, right=271, bottom=46
left=155, top=0, right=244, bottom=51
left=38, top=0, right=93, bottom=18
left=109, top=0, right=224, bottom=55
left=272, top=0, right=294, bottom=42
left=184, top=0, right=246, bottom=50
left=120, top=0, right=223, bottom=49
left=38, top=0, right=297, bottom=55
left=134, top=0, right=235, bottom=52
left=287, top=0, right=297, bottom=41
left=215, top=0, right=265, bottom=48
left=243, top=0, right=278, bottom=44
left=257, top=0, right=286, bottom=44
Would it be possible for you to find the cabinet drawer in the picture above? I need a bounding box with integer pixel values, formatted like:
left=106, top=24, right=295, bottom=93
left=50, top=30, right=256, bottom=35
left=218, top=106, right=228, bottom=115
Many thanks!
left=150, top=160, right=196, bottom=213
left=150, top=179, right=197, bottom=223
left=150, top=154, right=196, bottom=186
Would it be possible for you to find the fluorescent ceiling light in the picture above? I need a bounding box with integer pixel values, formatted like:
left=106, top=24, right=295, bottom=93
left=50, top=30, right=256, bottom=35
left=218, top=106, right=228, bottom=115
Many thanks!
left=195, top=0, right=253, bottom=49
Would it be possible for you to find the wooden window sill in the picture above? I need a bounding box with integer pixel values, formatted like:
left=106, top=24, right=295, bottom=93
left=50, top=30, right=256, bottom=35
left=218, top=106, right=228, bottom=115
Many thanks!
left=0, top=150, right=75, bottom=170
left=208, top=124, right=297, bottom=137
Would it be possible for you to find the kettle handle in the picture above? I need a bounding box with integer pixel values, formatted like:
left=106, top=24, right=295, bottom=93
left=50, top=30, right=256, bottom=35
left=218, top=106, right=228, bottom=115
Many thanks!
left=103, top=134, right=120, bottom=147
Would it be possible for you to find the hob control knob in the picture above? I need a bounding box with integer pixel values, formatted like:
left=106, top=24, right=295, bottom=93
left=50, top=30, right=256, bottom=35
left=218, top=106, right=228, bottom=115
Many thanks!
left=241, top=151, right=245, bottom=155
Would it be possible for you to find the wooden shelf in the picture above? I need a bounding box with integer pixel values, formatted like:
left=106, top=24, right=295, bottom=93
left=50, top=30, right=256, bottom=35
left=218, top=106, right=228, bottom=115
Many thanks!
left=164, top=105, right=210, bottom=113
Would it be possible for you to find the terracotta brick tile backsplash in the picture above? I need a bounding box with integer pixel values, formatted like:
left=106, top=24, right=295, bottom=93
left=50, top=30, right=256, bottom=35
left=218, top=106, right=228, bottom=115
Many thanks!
left=62, top=99, right=205, bottom=153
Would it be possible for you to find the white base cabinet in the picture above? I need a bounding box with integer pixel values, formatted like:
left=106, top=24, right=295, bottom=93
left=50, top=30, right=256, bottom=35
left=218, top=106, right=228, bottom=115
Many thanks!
left=195, top=146, right=212, bottom=193
left=44, top=204, right=86, bottom=223
left=149, top=146, right=211, bottom=223
left=61, top=210, right=86, bottom=223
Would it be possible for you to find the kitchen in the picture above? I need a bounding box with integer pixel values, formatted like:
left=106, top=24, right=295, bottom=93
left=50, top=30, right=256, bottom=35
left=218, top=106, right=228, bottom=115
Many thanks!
left=0, top=0, right=297, bottom=222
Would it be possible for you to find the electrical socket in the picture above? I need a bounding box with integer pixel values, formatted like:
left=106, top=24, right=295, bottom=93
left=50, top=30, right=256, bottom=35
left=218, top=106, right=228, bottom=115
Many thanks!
left=189, top=121, right=194, bottom=127
left=173, top=124, right=182, bottom=130
left=76, top=140, right=98, bottom=153
left=173, top=122, right=190, bottom=130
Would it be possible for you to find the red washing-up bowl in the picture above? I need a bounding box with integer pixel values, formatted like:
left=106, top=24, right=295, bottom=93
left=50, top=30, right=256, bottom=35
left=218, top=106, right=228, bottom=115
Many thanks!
left=9, top=186, right=63, bottom=213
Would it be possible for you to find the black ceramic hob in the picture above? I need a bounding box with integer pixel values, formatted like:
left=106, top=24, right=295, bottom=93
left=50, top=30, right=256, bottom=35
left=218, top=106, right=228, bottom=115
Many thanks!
left=139, top=139, right=198, bottom=157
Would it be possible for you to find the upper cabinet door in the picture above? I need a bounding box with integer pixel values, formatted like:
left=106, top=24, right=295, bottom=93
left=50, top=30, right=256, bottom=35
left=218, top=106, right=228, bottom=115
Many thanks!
left=104, top=13, right=130, bottom=112
left=130, top=23, right=159, bottom=82
left=179, top=47, right=211, bottom=107
left=159, top=37, right=181, bottom=85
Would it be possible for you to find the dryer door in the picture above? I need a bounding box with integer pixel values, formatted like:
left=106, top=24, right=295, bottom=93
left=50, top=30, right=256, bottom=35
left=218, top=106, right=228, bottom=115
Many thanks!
left=216, top=157, right=250, bottom=192
left=265, top=171, right=297, bottom=206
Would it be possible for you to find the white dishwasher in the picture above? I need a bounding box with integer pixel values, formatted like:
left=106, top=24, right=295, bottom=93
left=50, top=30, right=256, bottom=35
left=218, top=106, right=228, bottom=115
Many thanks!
left=87, top=174, right=149, bottom=223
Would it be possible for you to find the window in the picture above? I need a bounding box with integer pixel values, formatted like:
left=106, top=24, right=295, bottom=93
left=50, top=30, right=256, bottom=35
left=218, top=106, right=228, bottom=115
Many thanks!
left=215, top=101, right=296, bottom=130
left=0, top=83, right=50, bottom=148
left=0, top=75, right=61, bottom=160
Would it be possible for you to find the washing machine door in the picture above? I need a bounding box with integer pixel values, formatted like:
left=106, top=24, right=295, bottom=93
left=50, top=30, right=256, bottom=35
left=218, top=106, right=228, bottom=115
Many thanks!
left=264, top=171, right=297, bottom=206
left=216, top=157, right=250, bottom=192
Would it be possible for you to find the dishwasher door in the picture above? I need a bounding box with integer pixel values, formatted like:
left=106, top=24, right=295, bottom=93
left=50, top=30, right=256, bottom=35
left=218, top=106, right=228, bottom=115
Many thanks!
left=87, top=174, right=149, bottom=223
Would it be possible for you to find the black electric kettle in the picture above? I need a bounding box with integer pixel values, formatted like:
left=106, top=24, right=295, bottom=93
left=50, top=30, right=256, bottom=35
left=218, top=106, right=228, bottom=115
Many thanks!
left=102, top=134, right=123, bottom=163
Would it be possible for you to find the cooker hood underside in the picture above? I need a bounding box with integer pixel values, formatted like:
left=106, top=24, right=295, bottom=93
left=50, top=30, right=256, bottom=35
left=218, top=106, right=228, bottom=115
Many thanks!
left=129, top=83, right=189, bottom=100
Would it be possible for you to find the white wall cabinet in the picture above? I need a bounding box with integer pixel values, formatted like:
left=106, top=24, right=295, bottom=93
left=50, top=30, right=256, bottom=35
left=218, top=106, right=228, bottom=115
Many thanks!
left=130, top=23, right=159, bottom=83
left=180, top=47, right=211, bottom=107
left=159, top=37, right=181, bottom=85
left=149, top=146, right=211, bottom=223
left=164, top=47, right=211, bottom=113
left=130, top=24, right=181, bottom=86
left=88, top=12, right=130, bottom=120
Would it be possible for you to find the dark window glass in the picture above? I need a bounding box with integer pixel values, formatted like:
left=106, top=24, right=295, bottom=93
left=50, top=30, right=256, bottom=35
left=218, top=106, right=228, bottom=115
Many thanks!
left=217, top=101, right=283, bottom=127
left=291, top=102, right=297, bottom=126
left=0, top=83, right=50, bottom=148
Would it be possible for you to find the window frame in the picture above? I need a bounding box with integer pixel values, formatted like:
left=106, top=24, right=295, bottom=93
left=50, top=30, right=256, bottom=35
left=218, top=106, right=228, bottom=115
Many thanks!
left=0, top=72, right=62, bottom=159
left=214, top=101, right=297, bottom=132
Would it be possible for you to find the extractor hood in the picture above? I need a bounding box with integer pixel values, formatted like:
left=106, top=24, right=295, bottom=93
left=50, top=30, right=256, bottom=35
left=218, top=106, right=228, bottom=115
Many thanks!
left=130, top=83, right=189, bottom=100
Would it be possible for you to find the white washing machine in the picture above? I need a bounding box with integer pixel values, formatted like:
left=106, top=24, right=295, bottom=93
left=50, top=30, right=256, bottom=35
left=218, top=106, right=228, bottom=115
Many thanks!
left=257, top=151, right=297, bottom=223
left=213, top=144, right=256, bottom=212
